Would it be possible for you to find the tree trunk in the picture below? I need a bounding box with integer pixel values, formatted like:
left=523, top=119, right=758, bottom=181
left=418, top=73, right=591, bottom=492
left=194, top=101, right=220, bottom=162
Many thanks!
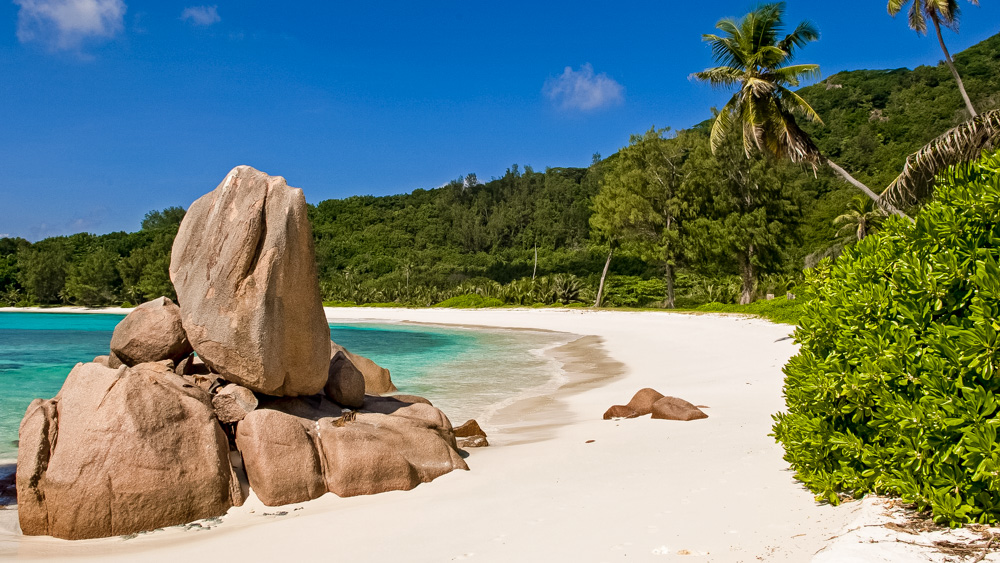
left=933, top=17, right=978, bottom=118
left=532, top=243, right=538, bottom=281
left=665, top=263, right=675, bottom=309
left=595, top=246, right=614, bottom=308
left=824, top=159, right=912, bottom=220
left=739, top=249, right=754, bottom=306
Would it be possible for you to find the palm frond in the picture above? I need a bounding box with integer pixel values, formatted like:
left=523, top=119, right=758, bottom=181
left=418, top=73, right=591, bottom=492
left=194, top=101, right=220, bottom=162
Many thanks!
left=709, top=95, right=740, bottom=154
left=908, top=1, right=928, bottom=34
left=881, top=108, right=1000, bottom=208
left=887, top=0, right=909, bottom=15
left=779, top=19, right=820, bottom=55
left=692, top=66, right=743, bottom=88
left=776, top=85, right=824, bottom=125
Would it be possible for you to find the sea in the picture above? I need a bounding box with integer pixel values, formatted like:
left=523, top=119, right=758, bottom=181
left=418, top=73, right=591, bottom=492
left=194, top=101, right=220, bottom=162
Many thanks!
left=0, top=312, right=570, bottom=462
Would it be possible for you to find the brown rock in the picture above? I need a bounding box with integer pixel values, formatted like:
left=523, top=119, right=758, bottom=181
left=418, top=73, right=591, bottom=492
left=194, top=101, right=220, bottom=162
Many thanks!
left=457, top=435, right=489, bottom=448
left=651, top=397, right=708, bottom=421
left=176, top=354, right=210, bottom=376
left=453, top=419, right=488, bottom=448
left=236, top=395, right=466, bottom=506
left=169, top=166, right=331, bottom=396
left=92, top=355, right=110, bottom=367
left=603, top=405, right=640, bottom=420
left=389, top=394, right=433, bottom=406
left=212, top=384, right=258, bottom=423
left=234, top=408, right=326, bottom=506
left=453, top=419, right=487, bottom=439
left=331, top=342, right=396, bottom=395
left=625, top=388, right=665, bottom=416
left=325, top=349, right=365, bottom=408
left=107, top=350, right=123, bottom=369
left=110, top=297, right=193, bottom=367
left=17, top=362, right=237, bottom=540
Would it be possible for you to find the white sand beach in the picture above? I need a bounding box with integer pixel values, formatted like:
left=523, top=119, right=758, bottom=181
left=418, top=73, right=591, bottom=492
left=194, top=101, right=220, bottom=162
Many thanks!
left=2, top=307, right=966, bottom=561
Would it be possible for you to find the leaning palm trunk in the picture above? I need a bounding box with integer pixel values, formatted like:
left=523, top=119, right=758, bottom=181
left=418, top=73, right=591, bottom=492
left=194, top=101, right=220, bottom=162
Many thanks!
left=932, top=17, right=978, bottom=118
left=824, top=159, right=910, bottom=219
left=881, top=108, right=1000, bottom=209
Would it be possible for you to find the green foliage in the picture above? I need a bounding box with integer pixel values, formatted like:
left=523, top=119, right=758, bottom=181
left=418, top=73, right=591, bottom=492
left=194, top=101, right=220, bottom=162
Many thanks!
left=683, top=134, right=802, bottom=304
left=695, top=296, right=803, bottom=325
left=17, top=245, right=67, bottom=304
left=601, top=276, right=668, bottom=308
left=141, top=207, right=186, bottom=232
left=591, top=128, right=699, bottom=306
left=773, top=149, right=1000, bottom=525
left=434, top=294, right=505, bottom=308
left=63, top=247, right=120, bottom=306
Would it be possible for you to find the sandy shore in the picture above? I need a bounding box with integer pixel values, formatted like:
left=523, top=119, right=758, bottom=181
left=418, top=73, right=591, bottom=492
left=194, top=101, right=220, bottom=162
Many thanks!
left=0, top=307, right=883, bottom=561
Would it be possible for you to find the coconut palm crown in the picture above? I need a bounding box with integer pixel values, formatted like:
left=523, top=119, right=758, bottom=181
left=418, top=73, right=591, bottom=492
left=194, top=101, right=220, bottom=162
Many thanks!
left=887, top=0, right=979, bottom=117
left=693, top=2, right=908, bottom=218
left=693, top=2, right=822, bottom=164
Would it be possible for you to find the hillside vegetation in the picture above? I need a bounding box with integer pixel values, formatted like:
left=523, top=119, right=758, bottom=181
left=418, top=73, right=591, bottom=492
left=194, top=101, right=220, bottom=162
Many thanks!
left=2, top=33, right=999, bottom=309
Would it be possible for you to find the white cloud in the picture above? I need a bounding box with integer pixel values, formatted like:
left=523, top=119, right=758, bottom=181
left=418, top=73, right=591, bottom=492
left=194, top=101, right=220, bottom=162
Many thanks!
left=543, top=63, right=624, bottom=111
left=181, top=5, right=220, bottom=26
left=14, top=0, right=126, bottom=51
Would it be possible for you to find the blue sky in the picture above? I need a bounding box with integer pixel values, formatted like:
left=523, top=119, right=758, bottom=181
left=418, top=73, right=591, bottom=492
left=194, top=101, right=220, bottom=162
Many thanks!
left=2, top=1, right=999, bottom=240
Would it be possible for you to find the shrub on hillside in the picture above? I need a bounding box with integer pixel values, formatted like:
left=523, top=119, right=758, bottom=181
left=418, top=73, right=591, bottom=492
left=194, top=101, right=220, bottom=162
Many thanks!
left=773, top=150, right=1000, bottom=526
left=434, top=294, right=504, bottom=308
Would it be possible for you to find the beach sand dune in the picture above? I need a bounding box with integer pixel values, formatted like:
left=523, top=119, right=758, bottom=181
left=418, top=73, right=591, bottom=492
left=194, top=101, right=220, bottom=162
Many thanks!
left=1, top=308, right=860, bottom=562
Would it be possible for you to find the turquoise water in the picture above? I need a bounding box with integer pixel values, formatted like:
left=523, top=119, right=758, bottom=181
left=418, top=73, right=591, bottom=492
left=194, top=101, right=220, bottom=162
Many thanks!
left=0, top=312, right=566, bottom=461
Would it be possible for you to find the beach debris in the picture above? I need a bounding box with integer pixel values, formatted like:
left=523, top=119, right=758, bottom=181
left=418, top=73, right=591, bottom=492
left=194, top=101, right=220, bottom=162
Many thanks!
left=453, top=419, right=489, bottom=448
left=17, top=361, right=242, bottom=540
left=603, top=405, right=640, bottom=420
left=236, top=395, right=467, bottom=505
left=332, top=342, right=397, bottom=395
left=326, top=345, right=366, bottom=408
left=625, top=388, right=666, bottom=416
left=109, top=296, right=193, bottom=367
left=605, top=388, right=708, bottom=421
left=169, top=165, right=331, bottom=396
left=651, top=397, right=708, bottom=421
left=212, top=383, right=258, bottom=423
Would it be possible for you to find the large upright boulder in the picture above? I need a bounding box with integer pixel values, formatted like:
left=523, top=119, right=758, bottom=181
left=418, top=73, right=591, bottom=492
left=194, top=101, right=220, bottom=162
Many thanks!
left=110, top=297, right=192, bottom=366
left=170, top=166, right=331, bottom=396
left=17, top=362, right=238, bottom=540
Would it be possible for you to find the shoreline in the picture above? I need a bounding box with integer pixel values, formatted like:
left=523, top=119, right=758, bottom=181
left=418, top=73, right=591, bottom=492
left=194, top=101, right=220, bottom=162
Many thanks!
left=2, top=307, right=862, bottom=561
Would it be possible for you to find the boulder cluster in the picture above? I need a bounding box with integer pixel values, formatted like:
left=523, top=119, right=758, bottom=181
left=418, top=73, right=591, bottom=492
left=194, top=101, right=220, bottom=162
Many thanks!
left=603, top=388, right=708, bottom=421
left=16, top=166, right=467, bottom=540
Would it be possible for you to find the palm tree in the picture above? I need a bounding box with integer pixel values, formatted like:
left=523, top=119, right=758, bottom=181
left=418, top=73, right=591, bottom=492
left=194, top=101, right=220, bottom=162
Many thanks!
left=888, top=0, right=979, bottom=118
left=881, top=108, right=1000, bottom=207
left=834, top=195, right=887, bottom=242
left=693, top=2, right=908, bottom=218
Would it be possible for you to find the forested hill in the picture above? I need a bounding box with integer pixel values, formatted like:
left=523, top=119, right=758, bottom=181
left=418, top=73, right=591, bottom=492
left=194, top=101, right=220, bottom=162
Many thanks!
left=2, top=33, right=999, bottom=309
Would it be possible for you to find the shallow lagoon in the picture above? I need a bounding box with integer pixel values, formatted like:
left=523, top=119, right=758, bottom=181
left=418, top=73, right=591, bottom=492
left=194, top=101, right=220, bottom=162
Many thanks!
left=0, top=312, right=567, bottom=461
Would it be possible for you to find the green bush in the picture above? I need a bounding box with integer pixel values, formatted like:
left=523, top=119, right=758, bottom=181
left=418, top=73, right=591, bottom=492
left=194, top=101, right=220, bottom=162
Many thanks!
left=695, top=295, right=803, bottom=325
left=773, top=150, right=1000, bottom=526
left=434, top=294, right=504, bottom=308
left=603, top=276, right=668, bottom=307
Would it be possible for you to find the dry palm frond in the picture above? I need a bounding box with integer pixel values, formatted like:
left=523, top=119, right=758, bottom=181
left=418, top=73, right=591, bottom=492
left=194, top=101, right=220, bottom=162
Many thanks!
left=881, top=108, right=1000, bottom=208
